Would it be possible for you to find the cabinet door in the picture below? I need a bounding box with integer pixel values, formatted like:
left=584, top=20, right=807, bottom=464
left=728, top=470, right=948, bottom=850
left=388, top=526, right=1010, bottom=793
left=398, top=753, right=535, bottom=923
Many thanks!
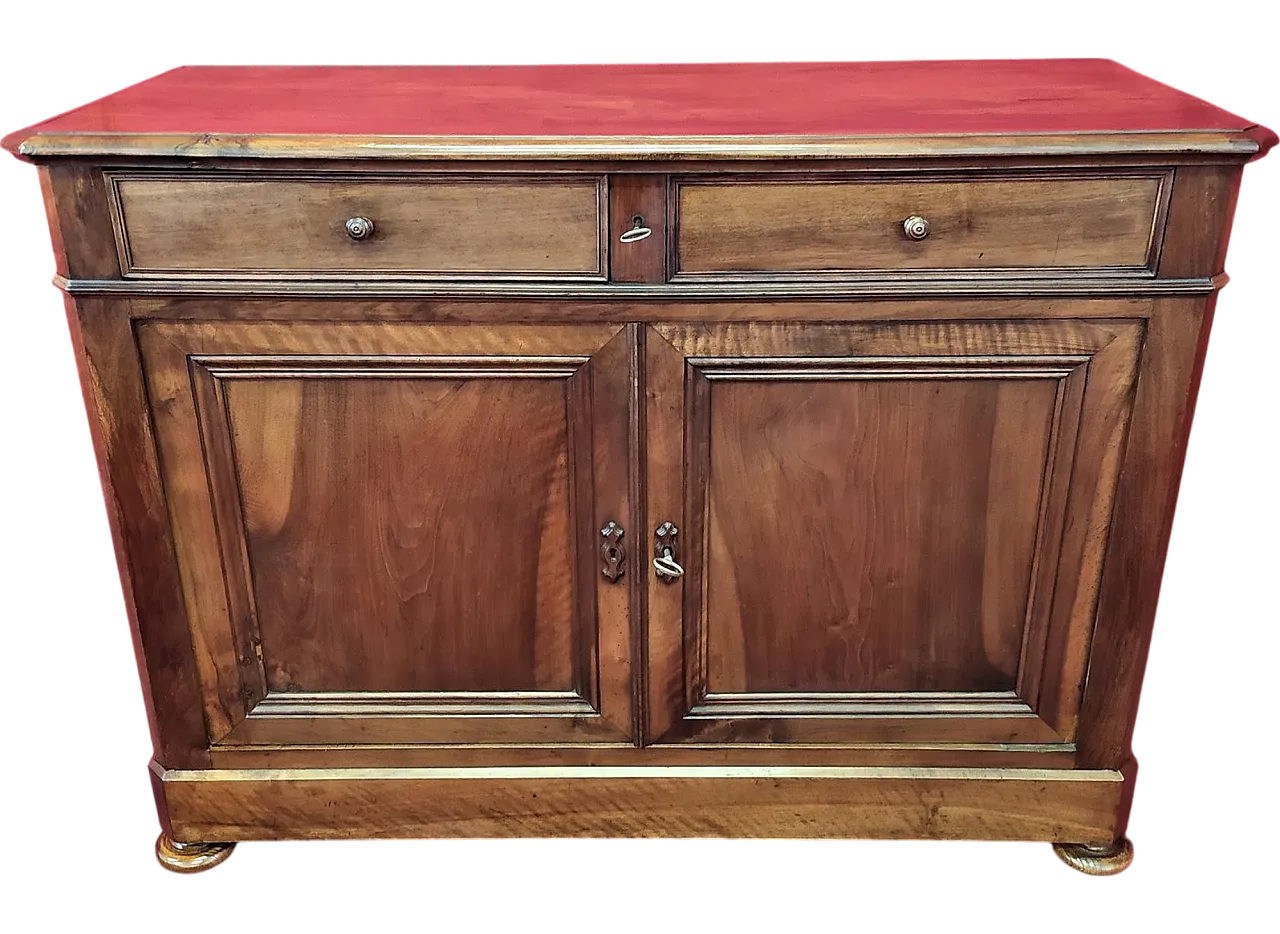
left=644, top=318, right=1142, bottom=746
left=138, top=319, right=633, bottom=747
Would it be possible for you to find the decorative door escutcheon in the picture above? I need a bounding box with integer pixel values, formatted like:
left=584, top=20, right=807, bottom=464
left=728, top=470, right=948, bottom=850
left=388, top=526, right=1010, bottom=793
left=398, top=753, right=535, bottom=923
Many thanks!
left=600, top=521, right=626, bottom=582
left=653, top=521, right=684, bottom=582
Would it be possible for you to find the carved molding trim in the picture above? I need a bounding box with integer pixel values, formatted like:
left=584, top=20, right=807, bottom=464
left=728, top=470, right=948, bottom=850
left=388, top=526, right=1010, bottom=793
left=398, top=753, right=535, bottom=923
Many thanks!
left=14, top=129, right=1265, bottom=161
left=249, top=691, right=599, bottom=719
left=55, top=274, right=1219, bottom=298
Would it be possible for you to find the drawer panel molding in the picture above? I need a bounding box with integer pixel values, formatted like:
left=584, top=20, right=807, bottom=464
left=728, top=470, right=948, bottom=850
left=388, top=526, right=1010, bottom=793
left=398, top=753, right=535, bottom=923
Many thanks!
left=106, top=171, right=609, bottom=280
left=671, top=170, right=1174, bottom=280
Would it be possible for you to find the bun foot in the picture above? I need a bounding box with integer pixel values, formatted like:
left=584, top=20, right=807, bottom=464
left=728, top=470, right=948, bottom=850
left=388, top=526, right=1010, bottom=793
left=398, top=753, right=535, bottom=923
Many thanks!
left=1053, top=837, right=1134, bottom=875
left=155, top=833, right=236, bottom=873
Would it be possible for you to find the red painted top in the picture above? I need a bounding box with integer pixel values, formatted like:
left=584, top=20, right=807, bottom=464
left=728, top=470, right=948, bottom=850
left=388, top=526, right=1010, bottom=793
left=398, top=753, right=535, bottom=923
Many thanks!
left=4, top=60, right=1273, bottom=156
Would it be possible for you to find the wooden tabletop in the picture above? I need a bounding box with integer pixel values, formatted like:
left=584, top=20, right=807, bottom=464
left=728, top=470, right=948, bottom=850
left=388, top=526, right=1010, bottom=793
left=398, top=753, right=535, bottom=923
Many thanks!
left=5, top=60, right=1274, bottom=161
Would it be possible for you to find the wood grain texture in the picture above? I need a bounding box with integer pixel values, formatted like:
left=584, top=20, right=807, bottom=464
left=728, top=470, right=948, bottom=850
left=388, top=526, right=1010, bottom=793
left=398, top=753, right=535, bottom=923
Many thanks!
left=140, top=320, right=624, bottom=356
left=124, top=297, right=1159, bottom=323
left=60, top=276, right=1214, bottom=301
left=111, top=174, right=605, bottom=278
left=137, top=319, right=633, bottom=746
left=38, top=164, right=120, bottom=279
left=674, top=174, right=1167, bottom=275
left=1077, top=297, right=1214, bottom=779
left=139, top=330, right=253, bottom=740
left=206, top=744, right=1078, bottom=770
left=158, top=764, right=1123, bottom=843
left=646, top=319, right=1142, bottom=747
left=653, top=319, right=1136, bottom=360
left=225, top=711, right=631, bottom=746
left=643, top=327, right=686, bottom=744
left=14, top=131, right=1270, bottom=162
left=61, top=298, right=210, bottom=766
left=608, top=175, right=667, bottom=283
left=43, top=154, right=1220, bottom=176
left=1024, top=320, right=1144, bottom=738
left=591, top=327, right=639, bottom=740
left=149, top=760, right=176, bottom=839
left=1156, top=165, right=1244, bottom=278
left=224, top=372, right=575, bottom=693
left=704, top=376, right=1059, bottom=693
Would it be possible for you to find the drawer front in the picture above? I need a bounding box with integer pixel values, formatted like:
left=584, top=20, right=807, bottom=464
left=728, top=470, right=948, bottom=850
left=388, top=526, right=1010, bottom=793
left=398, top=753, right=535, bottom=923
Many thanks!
left=108, top=173, right=607, bottom=279
left=673, top=173, right=1170, bottom=277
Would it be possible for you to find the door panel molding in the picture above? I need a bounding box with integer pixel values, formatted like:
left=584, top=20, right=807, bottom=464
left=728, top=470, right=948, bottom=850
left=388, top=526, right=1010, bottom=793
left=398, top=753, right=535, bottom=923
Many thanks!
left=138, top=320, right=633, bottom=747
left=645, top=319, right=1143, bottom=747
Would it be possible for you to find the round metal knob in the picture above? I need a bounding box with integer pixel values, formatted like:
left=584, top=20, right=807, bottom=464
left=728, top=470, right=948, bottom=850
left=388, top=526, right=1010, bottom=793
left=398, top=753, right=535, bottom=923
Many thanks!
left=344, top=216, right=375, bottom=241
left=902, top=215, right=930, bottom=241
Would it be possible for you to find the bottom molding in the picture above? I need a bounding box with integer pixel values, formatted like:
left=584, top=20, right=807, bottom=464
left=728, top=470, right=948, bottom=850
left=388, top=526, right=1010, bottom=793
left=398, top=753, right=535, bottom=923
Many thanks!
left=156, top=763, right=1123, bottom=843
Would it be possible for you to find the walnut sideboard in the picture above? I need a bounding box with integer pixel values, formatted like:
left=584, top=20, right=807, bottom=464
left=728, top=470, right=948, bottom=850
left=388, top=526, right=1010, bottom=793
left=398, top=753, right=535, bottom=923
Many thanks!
left=5, top=61, right=1274, bottom=875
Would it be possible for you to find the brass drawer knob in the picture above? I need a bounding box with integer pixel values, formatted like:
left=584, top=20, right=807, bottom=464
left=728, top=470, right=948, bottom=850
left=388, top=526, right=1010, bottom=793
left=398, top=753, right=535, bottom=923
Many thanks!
left=902, top=215, right=930, bottom=241
left=344, top=216, right=375, bottom=240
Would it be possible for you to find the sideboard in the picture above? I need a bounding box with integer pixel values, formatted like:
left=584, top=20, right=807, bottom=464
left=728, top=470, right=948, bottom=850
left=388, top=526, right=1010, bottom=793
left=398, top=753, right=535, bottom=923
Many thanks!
left=5, top=60, right=1273, bottom=874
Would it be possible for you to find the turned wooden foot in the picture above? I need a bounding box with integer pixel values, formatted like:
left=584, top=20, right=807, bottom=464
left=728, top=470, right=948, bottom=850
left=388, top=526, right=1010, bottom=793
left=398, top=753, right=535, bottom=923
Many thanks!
left=1053, top=837, right=1134, bottom=875
left=155, top=833, right=236, bottom=873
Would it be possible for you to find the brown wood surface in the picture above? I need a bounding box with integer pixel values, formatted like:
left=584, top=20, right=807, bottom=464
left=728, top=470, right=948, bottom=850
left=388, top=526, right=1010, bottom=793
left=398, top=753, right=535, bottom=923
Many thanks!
left=675, top=175, right=1167, bottom=275
left=645, top=319, right=1142, bottom=746
left=124, top=296, right=1158, bottom=323
left=15, top=96, right=1268, bottom=854
left=38, top=164, right=120, bottom=279
left=206, top=743, right=1077, bottom=770
left=643, top=323, right=687, bottom=743
left=705, top=376, right=1057, bottom=693
left=1157, top=165, right=1243, bottom=278
left=224, top=711, right=632, bottom=746
left=608, top=175, right=667, bottom=282
left=61, top=297, right=211, bottom=767
left=16, top=130, right=1269, bottom=162
left=158, top=765, right=1122, bottom=843
left=1023, top=315, right=1145, bottom=738
left=149, top=763, right=177, bottom=840
left=136, top=319, right=633, bottom=746
left=1077, top=297, right=1214, bottom=779
left=111, top=174, right=606, bottom=278
left=226, top=372, right=576, bottom=694
left=592, top=326, right=639, bottom=739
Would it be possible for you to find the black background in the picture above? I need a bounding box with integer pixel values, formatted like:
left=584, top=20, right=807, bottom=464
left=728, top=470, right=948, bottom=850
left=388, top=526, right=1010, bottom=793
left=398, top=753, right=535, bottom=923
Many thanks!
left=2, top=54, right=1269, bottom=885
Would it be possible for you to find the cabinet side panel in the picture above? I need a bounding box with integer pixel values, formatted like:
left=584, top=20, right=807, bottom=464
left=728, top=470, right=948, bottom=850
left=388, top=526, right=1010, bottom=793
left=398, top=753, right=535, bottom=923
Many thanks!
left=38, top=164, right=120, bottom=280
left=1077, top=296, right=1214, bottom=781
left=1156, top=165, right=1243, bottom=278
left=63, top=297, right=210, bottom=766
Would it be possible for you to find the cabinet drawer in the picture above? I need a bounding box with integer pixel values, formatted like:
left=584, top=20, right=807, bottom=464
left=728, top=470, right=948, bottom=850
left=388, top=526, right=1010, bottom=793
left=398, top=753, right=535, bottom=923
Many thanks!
left=107, top=173, right=607, bottom=279
left=673, top=173, right=1170, bottom=277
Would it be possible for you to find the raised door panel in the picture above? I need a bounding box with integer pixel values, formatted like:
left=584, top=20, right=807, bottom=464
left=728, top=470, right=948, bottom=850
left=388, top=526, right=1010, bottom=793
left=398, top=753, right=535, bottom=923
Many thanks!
left=644, top=318, right=1142, bottom=747
left=138, top=319, right=633, bottom=746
